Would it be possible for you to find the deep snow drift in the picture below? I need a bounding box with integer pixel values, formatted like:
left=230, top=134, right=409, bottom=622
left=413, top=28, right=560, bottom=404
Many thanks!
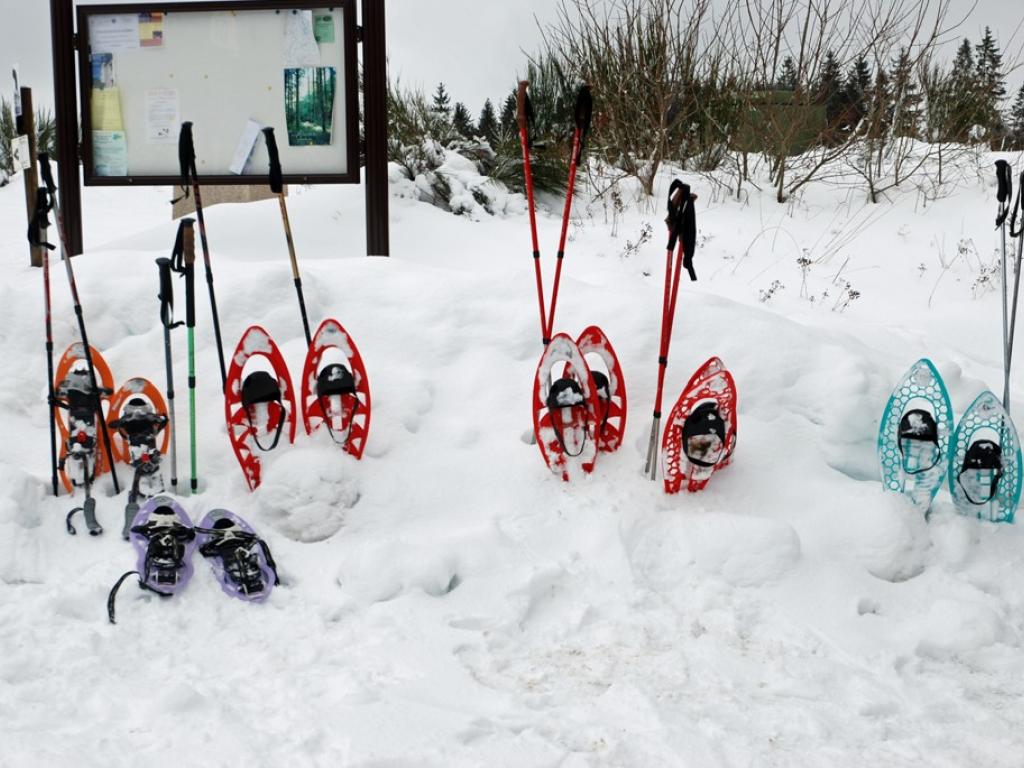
left=1, top=155, right=1024, bottom=767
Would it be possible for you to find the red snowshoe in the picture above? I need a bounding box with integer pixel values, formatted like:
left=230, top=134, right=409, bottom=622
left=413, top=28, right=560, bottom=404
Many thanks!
left=300, top=318, right=371, bottom=459
left=225, top=326, right=297, bottom=491
left=533, top=334, right=602, bottom=481
left=662, top=357, right=737, bottom=493
left=576, top=326, right=627, bottom=454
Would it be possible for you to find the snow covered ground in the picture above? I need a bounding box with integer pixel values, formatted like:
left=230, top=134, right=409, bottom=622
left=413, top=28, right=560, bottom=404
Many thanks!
left=1, top=154, right=1024, bottom=767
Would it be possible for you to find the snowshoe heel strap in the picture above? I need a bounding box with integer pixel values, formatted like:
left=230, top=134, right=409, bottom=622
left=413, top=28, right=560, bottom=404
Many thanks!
left=957, top=439, right=1004, bottom=506
left=897, top=409, right=942, bottom=475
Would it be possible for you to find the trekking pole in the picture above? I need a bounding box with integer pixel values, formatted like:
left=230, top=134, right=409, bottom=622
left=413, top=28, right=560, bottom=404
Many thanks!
left=996, top=160, right=1013, bottom=411
left=178, top=122, right=228, bottom=389
left=36, top=153, right=121, bottom=494
left=544, top=85, right=593, bottom=341
left=644, top=181, right=697, bottom=480
left=517, top=81, right=549, bottom=345
left=156, top=231, right=185, bottom=492
left=28, top=187, right=60, bottom=497
left=180, top=218, right=199, bottom=494
left=263, top=126, right=312, bottom=346
left=1005, top=170, right=1024, bottom=414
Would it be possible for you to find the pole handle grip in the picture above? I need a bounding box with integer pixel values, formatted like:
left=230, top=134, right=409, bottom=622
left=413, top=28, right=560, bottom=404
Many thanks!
left=574, top=84, right=593, bottom=136
left=997, top=160, right=1012, bottom=204
left=156, top=257, right=174, bottom=327
left=517, top=81, right=530, bottom=134
left=179, top=121, right=196, bottom=180
left=263, top=127, right=284, bottom=194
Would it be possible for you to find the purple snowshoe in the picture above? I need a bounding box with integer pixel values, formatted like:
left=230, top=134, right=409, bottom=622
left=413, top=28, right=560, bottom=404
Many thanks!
left=107, top=497, right=196, bottom=623
left=196, top=510, right=279, bottom=602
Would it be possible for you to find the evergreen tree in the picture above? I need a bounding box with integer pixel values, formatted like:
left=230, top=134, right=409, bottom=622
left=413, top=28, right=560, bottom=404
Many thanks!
left=1009, top=83, right=1024, bottom=149
left=779, top=56, right=798, bottom=91
left=889, top=48, right=921, bottom=139
left=947, top=38, right=979, bottom=141
left=499, top=92, right=518, bottom=135
left=477, top=99, right=499, bottom=146
left=840, top=57, right=872, bottom=130
left=432, top=82, right=452, bottom=117
left=975, top=27, right=1006, bottom=141
left=452, top=102, right=474, bottom=138
left=816, top=50, right=844, bottom=130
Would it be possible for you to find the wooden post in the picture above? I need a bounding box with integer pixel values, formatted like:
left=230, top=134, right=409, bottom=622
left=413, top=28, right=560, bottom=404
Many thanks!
left=50, top=0, right=83, bottom=256
left=361, top=0, right=389, bottom=257
left=20, top=87, right=43, bottom=268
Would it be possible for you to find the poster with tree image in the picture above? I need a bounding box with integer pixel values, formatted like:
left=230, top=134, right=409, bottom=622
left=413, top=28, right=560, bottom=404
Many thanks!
left=284, top=66, right=336, bottom=146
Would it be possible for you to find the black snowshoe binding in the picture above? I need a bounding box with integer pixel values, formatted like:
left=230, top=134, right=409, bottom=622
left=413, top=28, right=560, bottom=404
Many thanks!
left=898, top=408, right=942, bottom=475
left=957, top=439, right=1003, bottom=506
left=546, top=377, right=589, bottom=458
left=242, top=371, right=286, bottom=451
left=682, top=401, right=727, bottom=469
left=197, top=516, right=280, bottom=599
left=111, top=398, right=169, bottom=538
left=55, top=370, right=103, bottom=536
left=316, top=363, right=358, bottom=445
left=590, top=370, right=611, bottom=436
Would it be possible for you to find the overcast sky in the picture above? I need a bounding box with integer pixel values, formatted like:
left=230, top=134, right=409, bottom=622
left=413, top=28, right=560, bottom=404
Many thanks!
left=3, top=0, right=1023, bottom=118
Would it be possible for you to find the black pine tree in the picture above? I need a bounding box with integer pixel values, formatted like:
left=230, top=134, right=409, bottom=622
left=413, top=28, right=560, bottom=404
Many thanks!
left=499, top=92, right=517, bottom=135
left=840, top=57, right=872, bottom=130
left=477, top=99, right=499, bottom=145
left=816, top=50, right=844, bottom=131
left=1009, top=83, right=1024, bottom=149
left=947, top=38, right=978, bottom=141
left=452, top=102, right=474, bottom=138
left=889, top=48, right=921, bottom=139
left=779, top=56, right=798, bottom=91
left=975, top=27, right=1006, bottom=141
left=432, top=82, right=452, bottom=117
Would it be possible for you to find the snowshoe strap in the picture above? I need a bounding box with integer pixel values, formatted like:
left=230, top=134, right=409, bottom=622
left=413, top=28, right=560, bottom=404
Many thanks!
left=957, top=439, right=1003, bottom=506
left=897, top=408, right=942, bottom=475
left=682, top=401, right=728, bottom=468
left=317, top=364, right=359, bottom=447
left=241, top=371, right=286, bottom=452
left=546, top=377, right=589, bottom=459
left=107, top=571, right=141, bottom=624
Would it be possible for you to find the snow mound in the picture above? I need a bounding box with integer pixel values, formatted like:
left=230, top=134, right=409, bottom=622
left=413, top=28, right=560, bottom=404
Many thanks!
left=828, top=490, right=931, bottom=582
left=916, top=599, right=1005, bottom=659
left=625, top=512, right=802, bottom=588
left=254, top=445, right=361, bottom=542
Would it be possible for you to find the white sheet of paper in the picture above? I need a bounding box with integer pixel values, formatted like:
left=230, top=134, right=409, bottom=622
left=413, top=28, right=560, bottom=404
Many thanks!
left=93, top=131, right=128, bottom=176
left=284, top=10, right=320, bottom=67
left=230, top=120, right=263, bottom=175
left=144, top=88, right=179, bottom=144
left=12, top=135, right=30, bottom=171
left=89, top=15, right=141, bottom=54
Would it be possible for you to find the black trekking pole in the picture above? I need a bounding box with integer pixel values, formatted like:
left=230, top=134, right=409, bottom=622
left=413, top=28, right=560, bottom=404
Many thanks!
left=28, top=187, right=60, bottom=497
left=1005, top=169, right=1024, bottom=414
left=36, top=153, right=121, bottom=494
left=263, top=126, right=313, bottom=346
left=156, top=229, right=185, bottom=492
left=177, top=122, right=228, bottom=389
left=177, top=218, right=199, bottom=495
left=996, top=160, right=1013, bottom=411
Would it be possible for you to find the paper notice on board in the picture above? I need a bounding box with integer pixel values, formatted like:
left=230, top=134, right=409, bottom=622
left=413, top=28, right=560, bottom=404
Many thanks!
left=314, top=15, right=335, bottom=43
left=93, top=131, right=128, bottom=176
left=284, top=11, right=320, bottom=67
left=229, top=120, right=263, bottom=175
left=139, top=12, right=164, bottom=47
left=92, top=87, right=124, bottom=131
left=145, top=88, right=179, bottom=144
left=89, top=15, right=140, bottom=54
left=11, top=135, right=30, bottom=172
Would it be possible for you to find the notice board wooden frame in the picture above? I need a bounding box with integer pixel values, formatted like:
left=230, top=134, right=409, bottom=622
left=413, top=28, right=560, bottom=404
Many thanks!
left=75, top=0, right=360, bottom=187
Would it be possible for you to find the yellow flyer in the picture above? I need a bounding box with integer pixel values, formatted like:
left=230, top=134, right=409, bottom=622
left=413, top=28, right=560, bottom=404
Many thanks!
left=139, top=12, right=164, bottom=47
left=91, top=87, right=124, bottom=131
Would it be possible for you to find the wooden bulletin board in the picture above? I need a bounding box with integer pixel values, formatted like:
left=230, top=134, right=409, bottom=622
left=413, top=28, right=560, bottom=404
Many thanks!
left=75, top=1, right=359, bottom=186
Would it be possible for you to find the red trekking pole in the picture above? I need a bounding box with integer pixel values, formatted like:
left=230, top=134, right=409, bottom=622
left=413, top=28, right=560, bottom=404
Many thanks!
left=517, top=81, right=549, bottom=345
left=645, top=181, right=697, bottom=480
left=544, top=85, right=593, bottom=340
